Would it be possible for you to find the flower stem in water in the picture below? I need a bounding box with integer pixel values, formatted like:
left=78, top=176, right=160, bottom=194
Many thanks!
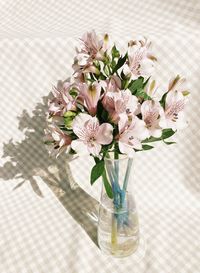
left=111, top=214, right=118, bottom=253
left=111, top=145, right=119, bottom=252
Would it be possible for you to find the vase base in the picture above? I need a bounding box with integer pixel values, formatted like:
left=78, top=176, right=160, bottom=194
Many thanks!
left=98, top=232, right=146, bottom=260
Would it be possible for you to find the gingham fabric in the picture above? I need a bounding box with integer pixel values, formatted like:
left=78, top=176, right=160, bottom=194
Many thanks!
left=0, top=0, right=200, bottom=272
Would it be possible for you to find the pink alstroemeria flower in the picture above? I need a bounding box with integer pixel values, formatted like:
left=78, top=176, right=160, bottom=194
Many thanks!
left=141, top=100, right=163, bottom=137
left=159, top=76, right=189, bottom=131
left=118, top=115, right=149, bottom=156
left=72, top=60, right=100, bottom=77
left=48, top=81, right=77, bottom=116
left=44, top=125, right=72, bottom=157
left=103, top=89, right=139, bottom=123
left=71, top=113, right=113, bottom=156
left=78, top=82, right=103, bottom=116
left=124, top=36, right=157, bottom=80
left=79, top=30, right=106, bottom=60
left=144, top=79, right=164, bottom=101
left=106, top=75, right=121, bottom=92
left=73, top=31, right=103, bottom=71
left=72, top=31, right=108, bottom=79
left=168, top=75, right=188, bottom=94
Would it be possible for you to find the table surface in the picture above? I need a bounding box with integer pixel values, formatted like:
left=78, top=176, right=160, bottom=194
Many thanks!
left=0, top=0, right=200, bottom=272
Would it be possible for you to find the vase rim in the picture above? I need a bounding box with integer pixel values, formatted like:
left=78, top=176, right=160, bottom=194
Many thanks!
left=104, top=153, right=132, bottom=162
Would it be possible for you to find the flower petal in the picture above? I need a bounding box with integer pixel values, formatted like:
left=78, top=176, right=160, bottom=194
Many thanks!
left=159, top=115, right=168, bottom=129
left=140, top=58, right=154, bottom=76
left=96, top=123, right=113, bottom=144
left=85, top=116, right=99, bottom=136
left=79, top=82, right=101, bottom=115
left=72, top=113, right=92, bottom=140
left=56, top=145, right=70, bottom=158
left=88, top=142, right=101, bottom=156
left=71, top=139, right=89, bottom=155
left=52, top=131, right=61, bottom=142
left=129, top=116, right=149, bottom=140
left=118, top=114, right=128, bottom=134
left=165, top=90, right=185, bottom=111
left=149, top=128, right=162, bottom=138
left=168, top=75, right=187, bottom=93
left=118, top=142, right=135, bottom=157
left=141, top=100, right=161, bottom=131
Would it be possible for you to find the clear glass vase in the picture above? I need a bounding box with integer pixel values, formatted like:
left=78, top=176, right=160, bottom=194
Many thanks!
left=98, top=154, right=139, bottom=258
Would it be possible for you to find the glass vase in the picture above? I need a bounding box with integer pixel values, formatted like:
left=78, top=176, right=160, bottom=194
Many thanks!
left=97, top=154, right=139, bottom=258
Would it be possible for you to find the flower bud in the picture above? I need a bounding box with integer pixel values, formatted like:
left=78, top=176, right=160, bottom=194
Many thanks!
left=64, top=111, right=77, bottom=129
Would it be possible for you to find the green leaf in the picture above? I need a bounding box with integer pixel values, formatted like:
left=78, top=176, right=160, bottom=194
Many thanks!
left=64, top=111, right=77, bottom=129
left=142, top=136, right=159, bottom=143
left=142, top=144, right=154, bottom=150
left=90, top=161, right=105, bottom=185
left=102, top=170, right=113, bottom=199
left=111, top=60, right=116, bottom=70
left=96, top=101, right=109, bottom=123
left=91, top=159, right=113, bottom=199
left=136, top=88, right=151, bottom=100
left=123, top=80, right=130, bottom=90
left=121, top=71, right=130, bottom=89
left=99, top=73, right=107, bottom=80
left=111, top=45, right=120, bottom=59
left=142, top=129, right=176, bottom=143
left=120, top=69, right=126, bottom=80
left=112, top=54, right=127, bottom=74
left=160, top=92, right=168, bottom=108
left=104, top=64, right=110, bottom=76
left=162, top=128, right=176, bottom=139
left=143, top=77, right=150, bottom=87
left=163, top=141, right=176, bottom=145
left=128, top=77, right=144, bottom=94
left=101, top=144, right=113, bottom=158
left=69, top=88, right=78, bottom=98
left=128, top=76, right=151, bottom=100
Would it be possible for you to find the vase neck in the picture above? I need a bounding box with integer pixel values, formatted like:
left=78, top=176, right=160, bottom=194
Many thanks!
left=104, top=154, right=133, bottom=192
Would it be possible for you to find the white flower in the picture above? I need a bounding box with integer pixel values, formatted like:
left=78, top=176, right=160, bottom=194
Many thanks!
left=48, top=81, right=76, bottom=116
left=118, top=115, right=149, bottom=156
left=103, top=89, right=140, bottom=123
left=124, top=36, right=157, bottom=79
left=44, top=125, right=72, bottom=157
left=78, top=82, right=102, bottom=116
left=141, top=100, right=163, bottom=137
left=159, top=90, right=187, bottom=131
left=159, top=76, right=190, bottom=131
left=71, top=113, right=113, bottom=156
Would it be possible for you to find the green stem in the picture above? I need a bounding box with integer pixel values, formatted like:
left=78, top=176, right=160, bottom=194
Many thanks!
left=114, top=143, right=119, bottom=183
left=111, top=143, right=119, bottom=252
left=114, top=143, right=119, bottom=160
left=107, top=64, right=112, bottom=75
left=123, top=158, right=133, bottom=191
left=111, top=215, right=118, bottom=254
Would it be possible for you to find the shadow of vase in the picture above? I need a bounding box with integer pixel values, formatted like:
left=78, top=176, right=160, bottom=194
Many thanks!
left=0, top=90, right=99, bottom=246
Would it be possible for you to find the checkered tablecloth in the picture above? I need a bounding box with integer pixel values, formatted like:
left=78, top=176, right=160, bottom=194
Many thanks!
left=0, top=0, right=200, bottom=272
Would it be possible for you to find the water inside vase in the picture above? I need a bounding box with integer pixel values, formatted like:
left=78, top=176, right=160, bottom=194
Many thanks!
left=98, top=193, right=139, bottom=257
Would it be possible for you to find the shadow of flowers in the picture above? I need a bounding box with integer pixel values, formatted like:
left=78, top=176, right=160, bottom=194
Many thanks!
left=0, top=93, right=99, bottom=246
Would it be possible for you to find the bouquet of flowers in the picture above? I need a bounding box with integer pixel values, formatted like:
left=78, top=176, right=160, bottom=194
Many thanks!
left=44, top=30, right=190, bottom=199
